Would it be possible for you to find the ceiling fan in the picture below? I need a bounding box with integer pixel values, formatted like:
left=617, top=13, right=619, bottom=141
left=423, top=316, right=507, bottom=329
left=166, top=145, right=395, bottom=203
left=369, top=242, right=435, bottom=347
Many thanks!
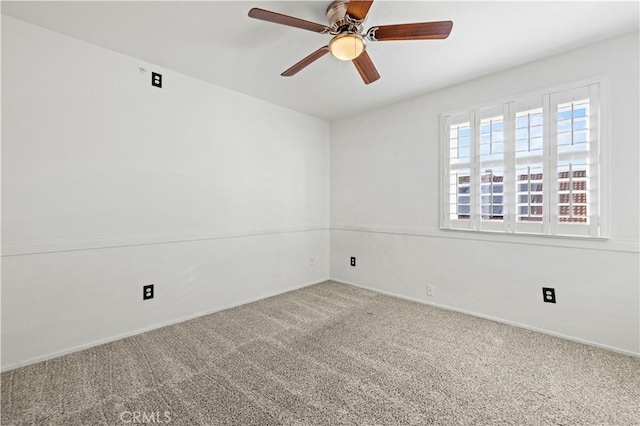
left=248, top=0, right=453, bottom=85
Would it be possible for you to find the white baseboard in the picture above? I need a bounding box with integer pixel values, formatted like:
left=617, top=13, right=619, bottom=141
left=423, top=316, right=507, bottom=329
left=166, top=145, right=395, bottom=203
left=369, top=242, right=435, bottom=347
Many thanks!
left=332, top=278, right=640, bottom=358
left=1, top=277, right=330, bottom=372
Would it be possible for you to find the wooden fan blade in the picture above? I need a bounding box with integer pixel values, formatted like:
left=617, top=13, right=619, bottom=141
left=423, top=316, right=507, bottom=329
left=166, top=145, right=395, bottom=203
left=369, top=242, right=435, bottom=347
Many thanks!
left=346, top=0, right=374, bottom=21
left=248, top=8, right=329, bottom=33
left=282, top=46, right=330, bottom=77
left=352, top=50, right=380, bottom=85
left=370, top=21, right=453, bottom=41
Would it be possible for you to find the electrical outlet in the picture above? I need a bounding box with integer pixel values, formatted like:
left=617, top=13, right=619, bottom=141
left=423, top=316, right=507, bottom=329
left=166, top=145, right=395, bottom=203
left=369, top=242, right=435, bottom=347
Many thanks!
left=426, top=285, right=435, bottom=297
left=143, top=284, right=154, bottom=300
left=350, top=257, right=356, bottom=267
left=542, top=287, right=556, bottom=303
left=151, top=72, right=162, bottom=88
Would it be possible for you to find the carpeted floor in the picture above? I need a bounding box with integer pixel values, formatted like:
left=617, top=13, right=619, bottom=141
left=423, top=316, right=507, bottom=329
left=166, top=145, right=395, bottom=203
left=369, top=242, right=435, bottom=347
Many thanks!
left=1, top=281, right=639, bottom=425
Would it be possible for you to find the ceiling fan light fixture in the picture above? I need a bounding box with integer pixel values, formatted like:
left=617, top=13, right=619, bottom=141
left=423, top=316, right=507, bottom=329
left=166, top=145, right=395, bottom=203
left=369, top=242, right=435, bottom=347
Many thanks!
left=329, top=33, right=365, bottom=61
left=248, top=2, right=454, bottom=84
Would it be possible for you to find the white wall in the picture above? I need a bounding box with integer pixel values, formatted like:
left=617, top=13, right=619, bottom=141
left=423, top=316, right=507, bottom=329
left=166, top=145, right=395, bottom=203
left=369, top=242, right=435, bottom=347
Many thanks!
left=3, top=16, right=638, bottom=372
left=331, top=32, right=640, bottom=355
left=1, top=16, right=330, bottom=370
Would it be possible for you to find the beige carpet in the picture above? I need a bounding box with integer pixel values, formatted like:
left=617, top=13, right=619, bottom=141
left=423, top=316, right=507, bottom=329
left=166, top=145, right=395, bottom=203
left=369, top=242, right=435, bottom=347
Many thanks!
left=1, top=281, right=639, bottom=425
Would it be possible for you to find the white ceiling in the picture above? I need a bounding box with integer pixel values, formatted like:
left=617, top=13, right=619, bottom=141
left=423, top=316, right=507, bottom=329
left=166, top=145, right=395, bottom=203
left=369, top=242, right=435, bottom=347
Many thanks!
left=2, top=1, right=638, bottom=120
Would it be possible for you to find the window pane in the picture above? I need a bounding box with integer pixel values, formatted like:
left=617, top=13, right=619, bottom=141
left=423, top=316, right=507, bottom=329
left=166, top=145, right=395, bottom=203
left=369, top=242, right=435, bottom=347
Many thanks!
left=555, top=98, right=591, bottom=226
left=530, top=126, right=543, bottom=138
left=530, top=113, right=543, bottom=126
left=557, top=109, right=572, bottom=121
left=515, top=108, right=544, bottom=156
left=558, top=121, right=572, bottom=133
left=448, top=120, right=472, bottom=223
left=574, top=117, right=588, bottom=130
left=516, top=116, right=528, bottom=128
left=456, top=172, right=471, bottom=219
left=556, top=99, right=590, bottom=147
left=557, top=161, right=589, bottom=224
left=515, top=107, right=545, bottom=224
left=480, top=168, right=504, bottom=221
left=479, top=114, right=505, bottom=222
left=459, top=147, right=470, bottom=161
left=516, top=165, right=544, bottom=223
left=450, top=123, right=471, bottom=164
left=531, top=137, right=543, bottom=151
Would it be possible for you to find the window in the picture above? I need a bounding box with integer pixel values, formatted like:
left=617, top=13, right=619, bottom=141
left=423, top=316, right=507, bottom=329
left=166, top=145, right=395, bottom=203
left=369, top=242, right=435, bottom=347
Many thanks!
left=448, top=119, right=472, bottom=224
left=442, top=82, right=603, bottom=238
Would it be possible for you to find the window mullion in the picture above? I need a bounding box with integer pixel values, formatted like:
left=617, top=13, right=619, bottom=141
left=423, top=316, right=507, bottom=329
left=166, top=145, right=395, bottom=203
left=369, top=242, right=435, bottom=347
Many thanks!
left=471, top=110, right=479, bottom=230
left=588, top=83, right=600, bottom=237
left=503, top=102, right=516, bottom=232
left=547, top=93, right=558, bottom=235
left=441, top=115, right=451, bottom=229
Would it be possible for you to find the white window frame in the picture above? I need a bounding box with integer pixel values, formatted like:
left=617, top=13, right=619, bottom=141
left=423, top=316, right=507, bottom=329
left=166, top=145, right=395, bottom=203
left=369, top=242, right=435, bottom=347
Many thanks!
left=440, top=79, right=607, bottom=239
left=511, top=99, right=546, bottom=235
left=443, top=111, right=474, bottom=231
left=477, top=104, right=508, bottom=233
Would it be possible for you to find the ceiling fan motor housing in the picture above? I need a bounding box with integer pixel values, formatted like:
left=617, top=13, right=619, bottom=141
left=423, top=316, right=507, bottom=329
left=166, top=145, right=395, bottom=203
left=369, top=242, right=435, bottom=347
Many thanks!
left=326, top=0, right=364, bottom=33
